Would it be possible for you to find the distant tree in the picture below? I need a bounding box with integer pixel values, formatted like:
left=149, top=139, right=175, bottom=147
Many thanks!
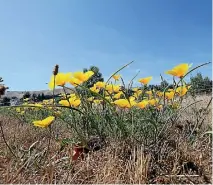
left=160, top=80, right=169, bottom=90
left=41, top=93, right=45, bottom=100
left=2, top=97, right=10, bottom=106
left=82, top=66, right=104, bottom=88
left=32, top=93, right=37, bottom=101
left=203, top=76, right=212, bottom=93
left=23, top=91, right=31, bottom=99
left=190, top=73, right=212, bottom=94
left=0, top=77, right=8, bottom=97
left=37, top=94, right=41, bottom=101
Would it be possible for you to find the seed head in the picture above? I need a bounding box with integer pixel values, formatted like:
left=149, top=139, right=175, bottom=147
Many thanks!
left=53, top=64, right=59, bottom=76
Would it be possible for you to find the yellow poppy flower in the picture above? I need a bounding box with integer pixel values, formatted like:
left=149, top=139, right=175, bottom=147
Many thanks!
left=165, top=63, right=192, bottom=78
left=133, top=90, right=142, bottom=98
left=67, top=93, right=76, bottom=98
left=59, top=97, right=81, bottom=107
left=34, top=103, right=43, bottom=107
left=129, top=96, right=136, bottom=101
left=146, top=90, right=153, bottom=95
left=138, top=76, right=152, bottom=85
left=16, top=107, right=21, bottom=113
left=106, top=84, right=120, bottom=93
left=148, top=98, right=159, bottom=106
left=113, top=92, right=124, bottom=99
left=105, top=96, right=111, bottom=101
left=156, top=104, right=163, bottom=110
left=95, top=81, right=105, bottom=88
left=90, top=85, right=100, bottom=93
left=114, top=98, right=136, bottom=108
left=93, top=99, right=103, bottom=104
left=112, top=74, right=121, bottom=81
left=69, top=77, right=82, bottom=87
left=20, top=111, right=25, bottom=115
left=87, top=97, right=94, bottom=102
left=132, top=87, right=139, bottom=92
left=176, top=86, right=190, bottom=96
left=33, top=116, right=55, bottom=128
left=156, top=91, right=163, bottom=97
left=73, top=71, right=94, bottom=83
left=165, top=91, right=175, bottom=100
left=137, top=100, right=149, bottom=109
left=48, top=72, right=72, bottom=89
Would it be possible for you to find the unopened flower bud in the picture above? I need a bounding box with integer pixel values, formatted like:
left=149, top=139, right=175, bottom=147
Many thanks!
left=53, top=64, right=59, bottom=76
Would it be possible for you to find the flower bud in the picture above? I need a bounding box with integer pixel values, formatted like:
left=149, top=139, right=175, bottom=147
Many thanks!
left=53, top=64, right=59, bottom=76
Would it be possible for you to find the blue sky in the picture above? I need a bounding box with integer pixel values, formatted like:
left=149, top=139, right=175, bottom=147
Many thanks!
left=0, top=0, right=211, bottom=91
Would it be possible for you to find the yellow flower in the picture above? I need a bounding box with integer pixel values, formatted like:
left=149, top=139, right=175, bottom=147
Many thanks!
left=112, top=74, right=121, bottom=81
left=156, top=104, right=163, bottom=110
left=129, top=96, right=136, bottom=102
left=69, top=77, right=82, bottom=87
left=20, top=111, right=25, bottom=115
left=113, top=92, right=124, bottom=99
left=133, top=90, right=142, bottom=98
left=156, top=91, right=163, bottom=97
left=34, top=103, right=43, bottom=107
left=137, top=100, right=149, bottom=109
left=105, top=96, right=111, bottom=101
left=95, top=81, right=105, bottom=88
left=43, top=99, right=53, bottom=104
left=48, top=72, right=72, bottom=89
left=165, top=63, right=192, bottom=78
left=176, top=86, right=190, bottom=96
left=24, top=98, right=30, bottom=101
left=114, top=98, right=136, bottom=108
left=73, top=71, right=94, bottom=83
left=90, top=85, right=100, bottom=93
left=59, top=97, right=81, bottom=107
left=106, top=84, right=120, bottom=93
left=94, top=99, right=103, bottom=104
left=33, top=116, right=55, bottom=128
left=16, top=107, right=21, bottom=113
left=165, top=91, right=175, bottom=100
left=148, top=98, right=159, bottom=106
left=138, top=76, right=152, bottom=85
left=68, top=93, right=76, bottom=98
left=132, top=87, right=139, bottom=92
left=43, top=100, right=49, bottom=104
left=146, top=90, right=153, bottom=96
left=87, top=97, right=94, bottom=102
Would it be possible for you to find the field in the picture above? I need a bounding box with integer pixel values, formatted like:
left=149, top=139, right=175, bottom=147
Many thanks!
left=0, top=63, right=212, bottom=184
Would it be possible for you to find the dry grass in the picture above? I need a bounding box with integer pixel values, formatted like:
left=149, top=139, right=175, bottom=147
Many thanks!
left=0, top=94, right=212, bottom=184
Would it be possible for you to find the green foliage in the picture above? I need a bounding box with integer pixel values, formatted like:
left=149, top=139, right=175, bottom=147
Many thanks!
left=32, top=93, right=37, bottom=101
left=1, top=97, right=10, bottom=106
left=190, top=73, right=212, bottom=94
left=82, top=66, right=104, bottom=88
left=23, top=91, right=31, bottom=99
left=160, top=80, right=169, bottom=90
